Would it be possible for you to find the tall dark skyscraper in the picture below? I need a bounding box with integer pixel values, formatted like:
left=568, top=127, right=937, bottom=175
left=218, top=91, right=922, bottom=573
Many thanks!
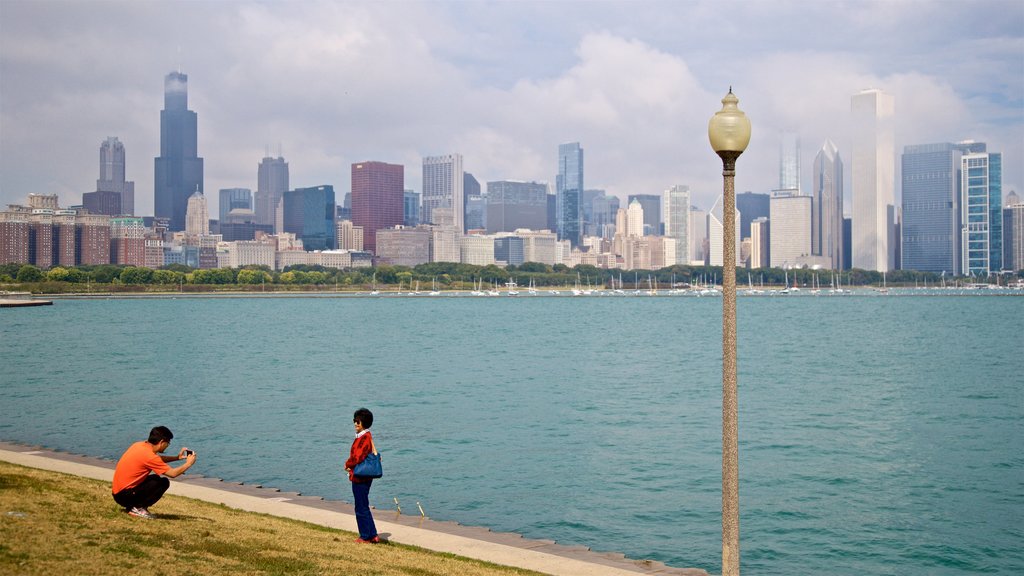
left=256, top=155, right=289, bottom=231
left=154, top=72, right=203, bottom=231
left=352, top=161, right=404, bottom=254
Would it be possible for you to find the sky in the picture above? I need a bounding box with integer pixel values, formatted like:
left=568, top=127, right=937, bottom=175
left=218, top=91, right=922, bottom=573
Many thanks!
left=1, top=0, right=1022, bottom=216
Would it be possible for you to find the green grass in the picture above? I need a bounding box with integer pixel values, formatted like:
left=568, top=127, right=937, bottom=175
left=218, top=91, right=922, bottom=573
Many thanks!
left=0, top=461, right=546, bottom=576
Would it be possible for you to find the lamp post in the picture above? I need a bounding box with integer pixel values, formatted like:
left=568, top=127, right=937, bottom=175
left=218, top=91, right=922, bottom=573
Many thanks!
left=708, top=88, right=750, bottom=576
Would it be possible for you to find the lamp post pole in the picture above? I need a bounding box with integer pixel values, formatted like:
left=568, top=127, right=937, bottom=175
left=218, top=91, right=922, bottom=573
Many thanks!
left=708, top=88, right=750, bottom=576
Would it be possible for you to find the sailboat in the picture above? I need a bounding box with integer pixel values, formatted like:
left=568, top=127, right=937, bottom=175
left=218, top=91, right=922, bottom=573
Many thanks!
left=505, top=278, right=519, bottom=296
left=370, top=271, right=380, bottom=296
left=429, top=277, right=440, bottom=296
left=528, top=277, right=538, bottom=296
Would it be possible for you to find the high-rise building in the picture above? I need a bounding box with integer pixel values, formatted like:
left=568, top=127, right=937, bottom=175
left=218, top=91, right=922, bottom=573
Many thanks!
left=736, top=192, right=769, bottom=240
left=185, top=189, right=209, bottom=236
left=556, top=142, right=584, bottom=247
left=82, top=190, right=122, bottom=216
left=97, top=137, right=135, bottom=215
left=901, top=143, right=962, bottom=274
left=351, top=161, right=404, bottom=254
left=663, top=185, right=690, bottom=265
left=814, top=140, right=844, bottom=270
left=219, top=188, right=252, bottom=223
left=154, top=72, right=203, bottom=231
left=779, top=131, right=801, bottom=194
left=592, top=194, right=620, bottom=239
left=283, top=185, right=336, bottom=251
left=628, top=194, right=661, bottom=235
left=110, top=217, right=146, bottom=266
left=690, top=206, right=708, bottom=264
left=376, top=226, right=430, bottom=267
left=423, top=154, right=464, bottom=230
left=404, top=190, right=420, bottom=227
left=1005, top=190, right=1021, bottom=271
left=708, top=195, right=740, bottom=268
left=750, top=217, right=769, bottom=268
left=626, top=198, right=645, bottom=237
left=1005, top=195, right=1023, bottom=271
left=770, top=195, right=812, bottom=268
left=336, top=219, right=364, bottom=251
left=255, top=155, right=289, bottom=231
left=485, top=181, right=549, bottom=233
left=460, top=235, right=495, bottom=266
left=463, top=172, right=481, bottom=232
left=851, top=89, right=895, bottom=271
left=961, top=152, right=1002, bottom=275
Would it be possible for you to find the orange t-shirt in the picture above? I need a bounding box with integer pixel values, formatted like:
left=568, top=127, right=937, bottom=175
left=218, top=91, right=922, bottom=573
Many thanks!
left=112, top=441, right=171, bottom=494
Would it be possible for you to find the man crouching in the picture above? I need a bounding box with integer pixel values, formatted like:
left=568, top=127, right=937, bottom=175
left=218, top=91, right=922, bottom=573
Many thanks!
left=112, top=426, right=196, bottom=519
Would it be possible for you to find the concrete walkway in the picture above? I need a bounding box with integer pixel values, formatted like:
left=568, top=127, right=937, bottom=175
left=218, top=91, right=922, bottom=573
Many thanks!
left=0, top=442, right=708, bottom=576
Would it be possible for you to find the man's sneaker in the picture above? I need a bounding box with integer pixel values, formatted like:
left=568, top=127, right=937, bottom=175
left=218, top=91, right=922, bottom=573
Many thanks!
left=128, top=507, right=155, bottom=519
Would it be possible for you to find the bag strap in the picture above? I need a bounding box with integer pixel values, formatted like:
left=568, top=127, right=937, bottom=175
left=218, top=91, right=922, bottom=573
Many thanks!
left=369, top=437, right=378, bottom=456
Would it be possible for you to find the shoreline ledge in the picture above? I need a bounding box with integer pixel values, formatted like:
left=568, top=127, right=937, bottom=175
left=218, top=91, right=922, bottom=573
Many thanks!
left=0, top=440, right=708, bottom=576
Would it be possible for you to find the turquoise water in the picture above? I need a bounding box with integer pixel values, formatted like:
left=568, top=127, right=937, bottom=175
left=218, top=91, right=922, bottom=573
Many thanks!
left=2, top=295, right=1022, bottom=574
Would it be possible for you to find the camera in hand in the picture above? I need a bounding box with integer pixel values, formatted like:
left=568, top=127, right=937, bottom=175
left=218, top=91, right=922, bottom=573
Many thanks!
left=182, top=449, right=194, bottom=457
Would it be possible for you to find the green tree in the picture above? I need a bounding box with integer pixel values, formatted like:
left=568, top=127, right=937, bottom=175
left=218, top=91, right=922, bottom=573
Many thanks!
left=237, top=269, right=270, bottom=284
left=16, top=265, right=44, bottom=283
left=152, top=270, right=183, bottom=285
left=90, top=265, right=124, bottom=283
left=120, top=266, right=154, bottom=284
left=46, top=267, right=71, bottom=282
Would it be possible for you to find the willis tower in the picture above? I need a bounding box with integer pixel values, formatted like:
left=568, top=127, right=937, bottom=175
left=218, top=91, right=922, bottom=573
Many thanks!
left=155, top=72, right=203, bottom=231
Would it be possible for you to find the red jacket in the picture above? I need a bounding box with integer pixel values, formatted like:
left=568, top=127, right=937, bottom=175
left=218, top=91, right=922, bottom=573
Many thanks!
left=345, top=431, right=374, bottom=483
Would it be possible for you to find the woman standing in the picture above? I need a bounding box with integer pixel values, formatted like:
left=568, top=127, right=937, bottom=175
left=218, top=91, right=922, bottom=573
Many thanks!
left=345, top=407, right=380, bottom=543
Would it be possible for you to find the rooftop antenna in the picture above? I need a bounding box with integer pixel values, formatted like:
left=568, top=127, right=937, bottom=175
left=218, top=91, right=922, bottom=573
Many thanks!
left=176, top=46, right=182, bottom=74
left=278, top=142, right=283, bottom=159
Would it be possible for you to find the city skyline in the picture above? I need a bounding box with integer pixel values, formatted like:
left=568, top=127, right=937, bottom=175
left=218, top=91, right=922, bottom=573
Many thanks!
left=0, top=1, right=1021, bottom=217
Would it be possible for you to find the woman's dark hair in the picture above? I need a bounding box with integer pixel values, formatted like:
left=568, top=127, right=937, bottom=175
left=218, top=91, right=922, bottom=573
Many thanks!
left=353, top=408, right=373, bottom=429
left=148, top=426, right=173, bottom=444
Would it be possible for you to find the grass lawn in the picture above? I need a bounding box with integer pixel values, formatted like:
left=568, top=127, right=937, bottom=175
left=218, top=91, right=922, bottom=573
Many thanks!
left=0, top=461, right=546, bottom=575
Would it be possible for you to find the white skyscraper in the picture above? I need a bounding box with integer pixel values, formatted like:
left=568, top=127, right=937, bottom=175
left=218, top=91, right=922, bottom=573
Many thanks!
left=851, top=89, right=895, bottom=272
left=423, top=154, right=464, bottom=231
left=769, top=195, right=812, bottom=268
left=708, top=195, right=740, bottom=268
left=779, top=131, right=801, bottom=194
left=813, top=139, right=844, bottom=269
left=663, top=185, right=690, bottom=265
left=626, top=198, right=645, bottom=237
left=185, top=188, right=209, bottom=236
left=690, top=206, right=708, bottom=264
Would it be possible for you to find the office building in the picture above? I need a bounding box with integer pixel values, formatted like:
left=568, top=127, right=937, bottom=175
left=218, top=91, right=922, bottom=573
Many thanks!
left=110, top=217, right=146, bottom=266
left=851, top=89, right=895, bottom=271
left=255, top=155, right=289, bottom=230
left=351, top=161, right=404, bottom=254
left=901, top=143, right=962, bottom=273
left=690, top=206, right=708, bottom=264
left=465, top=194, right=486, bottom=231
left=376, top=226, right=429, bottom=267
left=154, top=72, right=203, bottom=231
left=770, top=194, right=812, bottom=268
left=708, top=195, right=740, bottom=268
left=464, top=173, right=481, bottom=232
left=556, top=142, right=584, bottom=247
left=423, top=154, right=464, bottom=230
left=185, top=189, right=209, bottom=236
left=663, top=185, right=690, bottom=264
left=750, top=217, right=769, bottom=268
left=814, top=140, right=844, bottom=270
left=336, top=219, right=364, bottom=251
left=736, top=192, right=769, bottom=240
left=430, top=226, right=460, bottom=263
left=219, top=188, right=252, bottom=223
left=779, top=131, right=801, bottom=194
left=96, top=137, right=135, bottom=215
left=628, top=194, right=661, bottom=235
left=494, top=235, right=525, bottom=266
left=460, top=234, right=495, bottom=266
left=404, top=190, right=420, bottom=227
left=1006, top=198, right=1023, bottom=271
left=592, top=193, right=620, bottom=238
left=626, top=199, right=645, bottom=237
left=486, top=180, right=548, bottom=233
left=961, top=152, right=1002, bottom=275
left=283, top=185, right=336, bottom=251
left=1005, top=190, right=1021, bottom=271
left=82, top=190, right=122, bottom=216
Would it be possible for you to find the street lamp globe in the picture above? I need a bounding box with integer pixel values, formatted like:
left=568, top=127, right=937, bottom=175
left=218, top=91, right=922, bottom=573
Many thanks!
left=708, top=88, right=751, bottom=158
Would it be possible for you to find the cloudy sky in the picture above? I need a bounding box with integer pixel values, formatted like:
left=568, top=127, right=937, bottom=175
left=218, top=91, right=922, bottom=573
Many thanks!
left=1, top=0, right=1022, bottom=216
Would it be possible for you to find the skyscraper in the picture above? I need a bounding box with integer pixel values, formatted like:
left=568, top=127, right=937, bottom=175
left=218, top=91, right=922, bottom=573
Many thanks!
left=900, top=143, right=962, bottom=274
left=961, top=152, right=1002, bottom=275
left=663, top=185, right=690, bottom=265
left=851, top=89, right=895, bottom=272
left=283, top=185, right=336, bottom=251
left=463, top=172, right=481, bottom=232
left=779, top=131, right=801, bottom=194
left=219, top=188, right=252, bottom=223
left=814, top=139, right=844, bottom=270
left=626, top=198, right=645, bottom=237
left=735, top=192, right=769, bottom=240
left=486, top=181, right=549, bottom=233
left=185, top=189, right=209, bottom=236
left=97, top=137, right=135, bottom=216
left=1005, top=190, right=1021, bottom=271
left=154, top=72, right=203, bottom=231
left=708, top=195, right=740, bottom=268
left=628, top=194, right=661, bottom=235
left=422, top=154, right=464, bottom=230
left=404, top=189, right=420, bottom=226
left=351, top=161, right=404, bottom=254
left=556, top=142, right=583, bottom=247
left=256, top=155, right=289, bottom=231
left=769, top=194, right=812, bottom=268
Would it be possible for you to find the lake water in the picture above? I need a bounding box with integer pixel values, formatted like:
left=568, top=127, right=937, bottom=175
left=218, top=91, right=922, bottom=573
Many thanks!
left=2, top=293, right=1022, bottom=574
